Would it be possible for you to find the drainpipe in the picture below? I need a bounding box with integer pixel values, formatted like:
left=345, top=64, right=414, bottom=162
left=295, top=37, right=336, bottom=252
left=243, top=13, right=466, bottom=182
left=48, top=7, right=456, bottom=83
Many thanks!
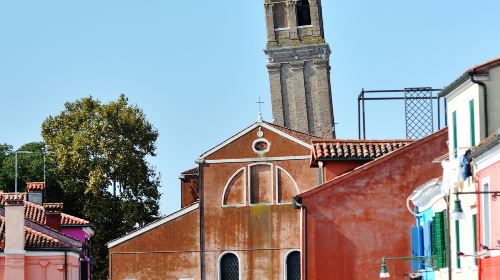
left=195, top=158, right=205, bottom=280
left=470, top=74, right=489, bottom=137
left=293, top=197, right=307, bottom=280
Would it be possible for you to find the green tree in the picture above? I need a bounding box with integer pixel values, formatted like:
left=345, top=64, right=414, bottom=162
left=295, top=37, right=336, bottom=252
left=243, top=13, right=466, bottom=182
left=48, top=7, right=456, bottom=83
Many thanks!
left=42, top=95, right=161, bottom=279
left=0, top=142, right=63, bottom=198
left=0, top=144, right=14, bottom=190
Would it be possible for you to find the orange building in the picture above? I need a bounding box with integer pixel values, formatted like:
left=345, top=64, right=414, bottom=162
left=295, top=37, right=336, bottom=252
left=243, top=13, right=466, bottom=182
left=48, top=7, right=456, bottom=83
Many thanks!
left=296, top=129, right=448, bottom=280
left=107, top=120, right=413, bottom=280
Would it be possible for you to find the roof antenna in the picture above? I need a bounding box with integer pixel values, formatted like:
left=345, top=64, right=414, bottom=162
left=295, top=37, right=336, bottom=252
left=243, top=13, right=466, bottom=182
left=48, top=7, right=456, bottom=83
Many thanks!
left=256, top=97, right=264, bottom=122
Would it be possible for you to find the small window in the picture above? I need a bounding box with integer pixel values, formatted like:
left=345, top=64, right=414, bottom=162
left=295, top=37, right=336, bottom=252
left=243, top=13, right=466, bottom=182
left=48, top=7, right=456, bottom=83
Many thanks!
left=252, top=138, right=270, bottom=154
left=220, top=253, right=239, bottom=280
left=296, top=0, right=311, bottom=26
left=273, top=3, right=289, bottom=29
left=286, top=251, right=301, bottom=280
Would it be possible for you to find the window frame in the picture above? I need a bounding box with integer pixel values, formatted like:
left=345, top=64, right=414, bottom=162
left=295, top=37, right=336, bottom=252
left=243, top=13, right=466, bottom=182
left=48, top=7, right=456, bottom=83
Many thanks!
left=296, top=0, right=312, bottom=27
left=275, top=166, right=300, bottom=205
left=221, top=167, right=247, bottom=208
left=481, top=177, right=491, bottom=248
left=218, top=252, right=241, bottom=280
left=248, top=163, right=274, bottom=206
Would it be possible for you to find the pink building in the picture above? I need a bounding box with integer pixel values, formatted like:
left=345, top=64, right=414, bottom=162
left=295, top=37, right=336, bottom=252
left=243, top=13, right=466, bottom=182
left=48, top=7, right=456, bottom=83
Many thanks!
left=471, top=131, right=500, bottom=280
left=0, top=183, right=93, bottom=280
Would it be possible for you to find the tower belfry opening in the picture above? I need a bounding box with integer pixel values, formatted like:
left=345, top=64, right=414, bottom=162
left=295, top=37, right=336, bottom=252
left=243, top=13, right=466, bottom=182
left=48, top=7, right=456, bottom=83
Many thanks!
left=264, top=0, right=335, bottom=138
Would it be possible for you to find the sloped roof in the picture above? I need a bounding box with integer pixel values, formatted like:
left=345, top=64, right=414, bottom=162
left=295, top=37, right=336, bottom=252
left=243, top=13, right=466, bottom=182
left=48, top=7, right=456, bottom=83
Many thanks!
left=440, top=57, right=500, bottom=97
left=299, top=128, right=448, bottom=199
left=0, top=194, right=90, bottom=226
left=263, top=121, right=314, bottom=143
left=181, top=167, right=199, bottom=176
left=199, top=121, right=314, bottom=159
left=0, top=212, right=83, bottom=251
left=470, top=129, right=500, bottom=159
left=107, top=202, right=199, bottom=248
left=311, top=139, right=414, bottom=165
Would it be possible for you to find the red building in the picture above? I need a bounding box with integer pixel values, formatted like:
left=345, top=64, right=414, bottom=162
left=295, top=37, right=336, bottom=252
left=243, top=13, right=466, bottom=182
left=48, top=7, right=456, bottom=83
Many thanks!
left=471, top=131, right=500, bottom=280
left=295, top=129, right=448, bottom=280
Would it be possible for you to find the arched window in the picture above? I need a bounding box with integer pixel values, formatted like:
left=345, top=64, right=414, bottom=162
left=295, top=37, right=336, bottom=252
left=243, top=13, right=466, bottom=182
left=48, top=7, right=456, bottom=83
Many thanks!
left=220, top=253, right=239, bottom=280
left=296, top=0, right=311, bottom=26
left=273, top=2, right=289, bottom=29
left=286, top=251, right=300, bottom=280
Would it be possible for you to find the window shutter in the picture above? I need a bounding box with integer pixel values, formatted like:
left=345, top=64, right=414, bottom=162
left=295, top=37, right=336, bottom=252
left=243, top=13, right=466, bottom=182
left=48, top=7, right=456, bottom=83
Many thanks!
left=473, top=214, right=478, bottom=266
left=411, top=226, right=420, bottom=270
left=452, top=111, right=458, bottom=158
left=432, top=212, right=447, bottom=269
left=469, top=100, right=476, bottom=146
left=424, top=220, right=432, bottom=268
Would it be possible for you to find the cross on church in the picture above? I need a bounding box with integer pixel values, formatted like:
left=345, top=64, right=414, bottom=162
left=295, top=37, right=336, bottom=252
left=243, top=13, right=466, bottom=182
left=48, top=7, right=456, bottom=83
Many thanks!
left=257, top=97, right=264, bottom=122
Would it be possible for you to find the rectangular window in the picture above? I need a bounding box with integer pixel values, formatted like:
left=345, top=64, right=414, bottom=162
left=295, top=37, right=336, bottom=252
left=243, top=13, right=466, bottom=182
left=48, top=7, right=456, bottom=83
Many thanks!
left=452, top=111, right=458, bottom=158
left=472, top=214, right=478, bottom=266
left=273, top=3, right=289, bottom=29
left=482, top=181, right=491, bottom=247
left=470, top=100, right=476, bottom=146
left=455, top=220, right=461, bottom=269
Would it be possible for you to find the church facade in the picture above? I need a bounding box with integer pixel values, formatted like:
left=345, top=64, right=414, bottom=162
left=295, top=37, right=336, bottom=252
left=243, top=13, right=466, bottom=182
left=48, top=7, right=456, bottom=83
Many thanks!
left=108, top=121, right=320, bottom=279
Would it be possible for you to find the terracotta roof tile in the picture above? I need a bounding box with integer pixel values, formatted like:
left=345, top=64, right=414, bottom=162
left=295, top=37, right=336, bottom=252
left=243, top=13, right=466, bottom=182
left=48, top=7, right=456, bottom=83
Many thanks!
left=312, top=139, right=414, bottom=164
left=263, top=121, right=314, bottom=143
left=0, top=216, right=68, bottom=249
left=26, top=182, right=45, bottom=192
left=0, top=194, right=90, bottom=226
left=181, top=167, right=199, bottom=175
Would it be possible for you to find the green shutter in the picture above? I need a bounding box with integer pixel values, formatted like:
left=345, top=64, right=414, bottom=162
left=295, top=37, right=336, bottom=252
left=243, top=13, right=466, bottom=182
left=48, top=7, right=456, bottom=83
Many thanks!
left=453, top=111, right=458, bottom=158
left=473, top=214, right=478, bottom=266
left=455, top=220, right=461, bottom=268
left=431, top=211, right=449, bottom=269
left=444, top=211, right=450, bottom=267
left=470, top=100, right=476, bottom=146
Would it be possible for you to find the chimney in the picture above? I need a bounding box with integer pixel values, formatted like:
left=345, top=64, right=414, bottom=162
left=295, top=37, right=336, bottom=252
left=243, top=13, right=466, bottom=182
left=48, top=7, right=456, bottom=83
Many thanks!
left=26, top=182, right=45, bottom=205
left=43, top=203, right=63, bottom=231
left=4, top=193, right=26, bottom=280
left=4, top=193, right=26, bottom=252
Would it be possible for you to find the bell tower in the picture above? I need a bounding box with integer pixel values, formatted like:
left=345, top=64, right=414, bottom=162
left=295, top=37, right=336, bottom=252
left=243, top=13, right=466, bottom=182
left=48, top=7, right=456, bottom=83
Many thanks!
left=264, top=0, right=335, bottom=138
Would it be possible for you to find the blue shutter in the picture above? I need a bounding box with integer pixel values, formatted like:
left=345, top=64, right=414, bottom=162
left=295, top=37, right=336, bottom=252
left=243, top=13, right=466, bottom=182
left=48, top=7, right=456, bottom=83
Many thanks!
left=411, top=226, right=421, bottom=270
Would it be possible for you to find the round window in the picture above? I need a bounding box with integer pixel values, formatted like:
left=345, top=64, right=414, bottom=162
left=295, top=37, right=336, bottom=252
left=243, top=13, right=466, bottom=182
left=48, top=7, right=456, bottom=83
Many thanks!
left=252, top=139, right=270, bottom=154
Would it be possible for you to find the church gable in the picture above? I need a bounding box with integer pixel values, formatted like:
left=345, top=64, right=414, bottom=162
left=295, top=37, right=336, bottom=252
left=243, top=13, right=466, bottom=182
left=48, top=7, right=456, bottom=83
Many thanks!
left=202, top=122, right=312, bottom=161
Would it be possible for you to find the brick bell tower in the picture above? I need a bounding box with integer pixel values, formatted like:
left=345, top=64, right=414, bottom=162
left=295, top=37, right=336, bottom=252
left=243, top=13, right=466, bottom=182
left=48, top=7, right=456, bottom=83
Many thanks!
left=264, top=0, right=335, bottom=138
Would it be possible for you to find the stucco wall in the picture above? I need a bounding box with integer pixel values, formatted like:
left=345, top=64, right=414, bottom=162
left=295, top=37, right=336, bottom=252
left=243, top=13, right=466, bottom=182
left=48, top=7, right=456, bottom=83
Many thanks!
left=484, top=66, right=500, bottom=135
left=0, top=253, right=80, bottom=280
left=202, top=158, right=317, bottom=279
left=477, top=158, right=500, bottom=280
left=109, top=209, right=200, bottom=280
left=301, top=129, right=448, bottom=280
left=446, top=82, right=482, bottom=155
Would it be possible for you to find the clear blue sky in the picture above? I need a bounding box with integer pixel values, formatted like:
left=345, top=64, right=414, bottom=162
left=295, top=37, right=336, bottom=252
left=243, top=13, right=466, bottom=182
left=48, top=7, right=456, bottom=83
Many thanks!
left=0, top=0, right=498, bottom=215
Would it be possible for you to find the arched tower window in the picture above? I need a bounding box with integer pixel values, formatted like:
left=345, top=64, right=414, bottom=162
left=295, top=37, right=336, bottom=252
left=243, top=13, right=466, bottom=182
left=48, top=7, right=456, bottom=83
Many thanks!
left=286, top=251, right=301, bottom=280
left=296, top=0, right=311, bottom=26
left=273, top=2, right=289, bottom=29
left=220, top=253, right=239, bottom=280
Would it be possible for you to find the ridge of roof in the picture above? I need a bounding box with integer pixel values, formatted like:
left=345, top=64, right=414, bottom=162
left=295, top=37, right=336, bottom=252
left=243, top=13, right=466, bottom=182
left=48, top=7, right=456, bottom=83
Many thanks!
left=181, top=167, right=199, bottom=176
left=298, top=128, right=448, bottom=199
left=263, top=121, right=316, bottom=143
